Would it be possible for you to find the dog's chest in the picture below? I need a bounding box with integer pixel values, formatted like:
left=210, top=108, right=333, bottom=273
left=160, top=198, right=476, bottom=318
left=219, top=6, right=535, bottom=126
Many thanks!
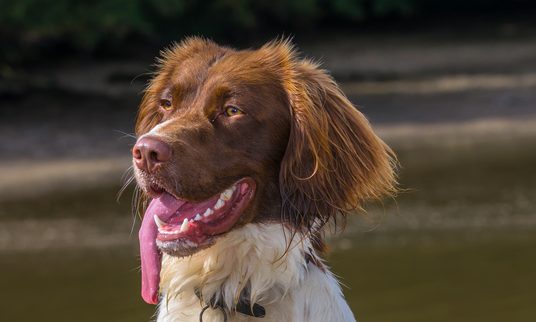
left=156, top=224, right=356, bottom=322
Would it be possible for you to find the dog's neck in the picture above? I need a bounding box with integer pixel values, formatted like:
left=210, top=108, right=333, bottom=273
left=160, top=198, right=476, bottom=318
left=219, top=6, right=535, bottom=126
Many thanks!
left=157, top=223, right=356, bottom=322
left=157, top=224, right=319, bottom=321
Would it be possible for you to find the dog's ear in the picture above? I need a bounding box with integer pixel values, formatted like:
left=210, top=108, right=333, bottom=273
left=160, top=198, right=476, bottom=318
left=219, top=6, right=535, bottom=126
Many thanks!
left=279, top=55, right=397, bottom=232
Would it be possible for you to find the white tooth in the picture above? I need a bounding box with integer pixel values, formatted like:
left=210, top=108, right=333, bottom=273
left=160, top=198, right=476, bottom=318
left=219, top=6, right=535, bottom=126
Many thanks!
left=214, top=198, right=225, bottom=210
left=180, top=218, right=188, bottom=232
left=154, top=215, right=165, bottom=228
left=194, top=214, right=202, bottom=221
left=203, top=208, right=214, bottom=217
left=221, top=188, right=233, bottom=201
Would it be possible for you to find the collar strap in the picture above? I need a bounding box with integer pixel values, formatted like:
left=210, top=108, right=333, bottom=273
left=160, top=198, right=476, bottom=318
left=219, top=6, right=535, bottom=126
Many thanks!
left=195, top=288, right=266, bottom=318
left=194, top=252, right=316, bottom=319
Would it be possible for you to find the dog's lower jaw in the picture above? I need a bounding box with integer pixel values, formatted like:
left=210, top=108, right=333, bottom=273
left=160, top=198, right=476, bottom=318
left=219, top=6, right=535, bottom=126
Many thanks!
left=156, top=224, right=356, bottom=322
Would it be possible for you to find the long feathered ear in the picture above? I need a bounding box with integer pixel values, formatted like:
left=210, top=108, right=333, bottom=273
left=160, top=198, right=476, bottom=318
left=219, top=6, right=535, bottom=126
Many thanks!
left=279, top=57, right=397, bottom=233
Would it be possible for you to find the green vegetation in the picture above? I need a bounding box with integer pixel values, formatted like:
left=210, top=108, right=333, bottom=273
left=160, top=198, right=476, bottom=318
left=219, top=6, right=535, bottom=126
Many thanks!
left=0, top=0, right=415, bottom=65
left=0, top=0, right=415, bottom=45
left=0, top=0, right=528, bottom=64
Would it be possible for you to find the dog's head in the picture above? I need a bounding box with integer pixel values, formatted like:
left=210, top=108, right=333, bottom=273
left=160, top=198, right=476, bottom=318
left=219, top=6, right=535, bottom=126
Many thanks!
left=133, top=38, right=396, bottom=303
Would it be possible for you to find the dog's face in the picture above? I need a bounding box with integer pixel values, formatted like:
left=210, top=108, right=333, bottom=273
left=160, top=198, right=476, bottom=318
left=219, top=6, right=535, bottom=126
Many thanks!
left=134, top=40, right=293, bottom=258
left=133, top=37, right=396, bottom=304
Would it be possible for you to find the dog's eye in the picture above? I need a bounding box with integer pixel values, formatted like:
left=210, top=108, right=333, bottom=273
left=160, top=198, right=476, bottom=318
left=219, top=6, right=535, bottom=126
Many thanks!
left=224, top=106, right=243, bottom=117
left=159, top=99, right=173, bottom=111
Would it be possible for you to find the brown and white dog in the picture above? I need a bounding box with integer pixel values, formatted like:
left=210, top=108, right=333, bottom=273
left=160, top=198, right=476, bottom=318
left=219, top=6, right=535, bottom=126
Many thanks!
left=132, top=38, right=396, bottom=322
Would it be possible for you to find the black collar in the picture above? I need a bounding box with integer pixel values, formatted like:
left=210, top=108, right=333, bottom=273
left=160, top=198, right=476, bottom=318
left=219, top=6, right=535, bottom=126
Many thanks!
left=195, top=288, right=266, bottom=320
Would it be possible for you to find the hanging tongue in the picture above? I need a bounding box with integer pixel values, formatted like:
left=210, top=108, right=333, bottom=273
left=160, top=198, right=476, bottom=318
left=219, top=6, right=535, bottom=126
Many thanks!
left=139, top=193, right=186, bottom=304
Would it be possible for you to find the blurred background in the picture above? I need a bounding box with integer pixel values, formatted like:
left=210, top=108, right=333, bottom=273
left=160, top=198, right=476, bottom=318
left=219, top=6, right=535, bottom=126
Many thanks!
left=1, top=1, right=535, bottom=321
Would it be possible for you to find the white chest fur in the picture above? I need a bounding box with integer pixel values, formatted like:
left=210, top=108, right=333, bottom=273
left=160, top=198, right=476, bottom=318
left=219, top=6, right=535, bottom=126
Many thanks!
left=156, top=224, right=356, bottom=322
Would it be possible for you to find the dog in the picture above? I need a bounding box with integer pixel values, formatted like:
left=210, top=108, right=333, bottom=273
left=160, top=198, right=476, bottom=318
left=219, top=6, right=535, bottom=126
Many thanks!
left=132, top=37, right=396, bottom=321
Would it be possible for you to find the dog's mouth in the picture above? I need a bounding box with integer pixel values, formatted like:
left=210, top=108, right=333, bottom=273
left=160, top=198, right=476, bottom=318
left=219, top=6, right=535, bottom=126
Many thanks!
left=138, top=177, right=256, bottom=304
left=154, top=178, right=256, bottom=248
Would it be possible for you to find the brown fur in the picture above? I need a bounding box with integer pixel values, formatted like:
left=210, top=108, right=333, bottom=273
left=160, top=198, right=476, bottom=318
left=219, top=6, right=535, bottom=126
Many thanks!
left=135, top=37, right=396, bottom=252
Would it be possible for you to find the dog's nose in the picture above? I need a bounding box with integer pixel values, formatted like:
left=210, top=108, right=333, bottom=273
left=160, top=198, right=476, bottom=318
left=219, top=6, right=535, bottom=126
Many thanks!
left=132, top=136, right=172, bottom=172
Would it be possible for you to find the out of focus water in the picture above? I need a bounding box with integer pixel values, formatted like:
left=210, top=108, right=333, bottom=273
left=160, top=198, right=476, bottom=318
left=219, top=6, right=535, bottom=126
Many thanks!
left=1, top=132, right=535, bottom=322
left=331, top=231, right=536, bottom=322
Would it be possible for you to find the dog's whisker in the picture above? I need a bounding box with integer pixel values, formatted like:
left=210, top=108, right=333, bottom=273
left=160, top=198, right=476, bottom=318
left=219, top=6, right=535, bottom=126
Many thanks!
left=117, top=166, right=135, bottom=202
left=117, top=175, right=135, bottom=203
left=119, top=165, right=134, bottom=184
left=130, top=71, right=153, bottom=86
left=113, top=129, right=138, bottom=140
left=130, top=186, right=142, bottom=237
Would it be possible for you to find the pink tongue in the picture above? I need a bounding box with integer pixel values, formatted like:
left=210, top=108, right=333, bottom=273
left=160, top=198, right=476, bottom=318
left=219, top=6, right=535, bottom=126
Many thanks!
left=139, top=193, right=186, bottom=304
